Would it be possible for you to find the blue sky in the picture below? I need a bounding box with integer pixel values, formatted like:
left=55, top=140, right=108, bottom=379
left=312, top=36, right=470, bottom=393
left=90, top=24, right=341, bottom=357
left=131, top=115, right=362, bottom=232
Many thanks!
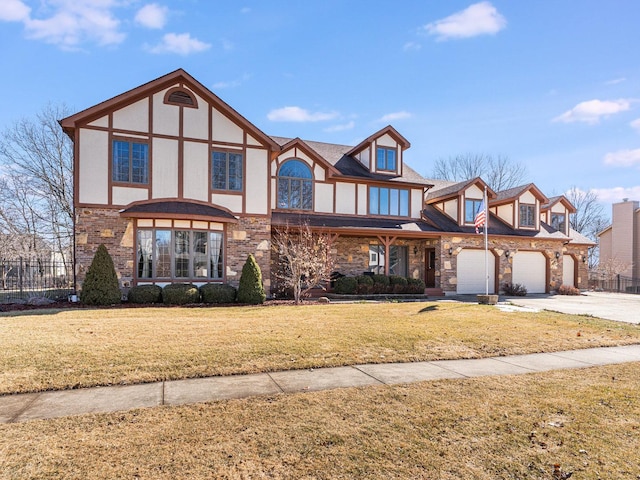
left=2, top=0, right=640, bottom=209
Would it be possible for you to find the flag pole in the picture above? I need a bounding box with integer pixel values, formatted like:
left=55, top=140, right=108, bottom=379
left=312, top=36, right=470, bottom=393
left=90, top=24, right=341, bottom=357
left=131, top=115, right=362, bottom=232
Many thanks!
left=484, top=185, right=489, bottom=296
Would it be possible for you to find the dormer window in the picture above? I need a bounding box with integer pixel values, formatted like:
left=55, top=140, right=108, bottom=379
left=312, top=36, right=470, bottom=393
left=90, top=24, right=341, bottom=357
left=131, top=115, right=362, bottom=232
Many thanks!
left=376, top=147, right=396, bottom=171
left=164, top=88, right=197, bottom=108
left=464, top=199, right=483, bottom=224
left=519, top=204, right=536, bottom=227
left=551, top=213, right=566, bottom=232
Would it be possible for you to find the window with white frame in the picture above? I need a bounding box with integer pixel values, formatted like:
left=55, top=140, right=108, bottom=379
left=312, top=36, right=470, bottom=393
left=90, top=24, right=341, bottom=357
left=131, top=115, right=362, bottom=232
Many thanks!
left=212, top=151, right=243, bottom=191
left=376, top=147, right=397, bottom=171
left=368, top=244, right=408, bottom=276
left=137, top=229, right=223, bottom=280
left=551, top=212, right=566, bottom=232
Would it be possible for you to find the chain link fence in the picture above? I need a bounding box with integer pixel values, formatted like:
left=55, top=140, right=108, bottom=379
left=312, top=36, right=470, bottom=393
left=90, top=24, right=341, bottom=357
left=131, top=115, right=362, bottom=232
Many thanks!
left=1, top=258, right=74, bottom=303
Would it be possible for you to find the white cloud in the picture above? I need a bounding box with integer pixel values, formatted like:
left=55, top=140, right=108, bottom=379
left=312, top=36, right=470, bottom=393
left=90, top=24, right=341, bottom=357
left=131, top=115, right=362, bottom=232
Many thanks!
left=605, top=77, right=626, bottom=85
left=603, top=148, right=640, bottom=168
left=21, top=0, right=126, bottom=48
left=212, top=73, right=251, bottom=89
left=324, top=121, right=355, bottom=132
left=630, top=118, right=640, bottom=133
left=267, top=106, right=339, bottom=122
left=135, top=3, right=168, bottom=29
left=423, top=2, right=506, bottom=41
left=378, top=111, right=412, bottom=122
left=403, top=41, right=421, bottom=52
left=149, top=32, right=211, bottom=55
left=0, top=0, right=30, bottom=22
left=590, top=186, right=640, bottom=204
left=553, top=99, right=631, bottom=125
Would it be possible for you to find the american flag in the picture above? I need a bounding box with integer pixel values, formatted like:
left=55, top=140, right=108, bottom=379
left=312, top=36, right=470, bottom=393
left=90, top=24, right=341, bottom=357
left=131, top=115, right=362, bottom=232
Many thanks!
left=474, top=200, right=486, bottom=234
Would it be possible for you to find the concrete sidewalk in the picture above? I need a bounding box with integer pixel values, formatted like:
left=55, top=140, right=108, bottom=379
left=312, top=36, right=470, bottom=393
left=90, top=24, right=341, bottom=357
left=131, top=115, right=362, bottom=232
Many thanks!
left=2, top=344, right=640, bottom=424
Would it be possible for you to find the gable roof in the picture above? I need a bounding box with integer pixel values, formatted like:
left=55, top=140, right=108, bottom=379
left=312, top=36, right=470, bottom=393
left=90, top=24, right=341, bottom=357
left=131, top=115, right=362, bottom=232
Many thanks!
left=491, top=183, right=549, bottom=206
left=345, top=125, right=410, bottom=157
left=425, top=177, right=497, bottom=203
left=541, top=195, right=577, bottom=214
left=60, top=68, right=280, bottom=151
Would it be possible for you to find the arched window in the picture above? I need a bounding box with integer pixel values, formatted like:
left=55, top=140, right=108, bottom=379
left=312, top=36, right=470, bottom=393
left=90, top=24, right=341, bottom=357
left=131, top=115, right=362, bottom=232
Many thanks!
left=277, top=159, right=313, bottom=210
left=164, top=88, right=197, bottom=108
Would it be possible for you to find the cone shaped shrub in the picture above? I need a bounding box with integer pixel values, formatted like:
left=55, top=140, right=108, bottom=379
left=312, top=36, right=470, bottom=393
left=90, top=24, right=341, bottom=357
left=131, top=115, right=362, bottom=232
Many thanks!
left=80, top=244, right=122, bottom=306
left=237, top=254, right=266, bottom=304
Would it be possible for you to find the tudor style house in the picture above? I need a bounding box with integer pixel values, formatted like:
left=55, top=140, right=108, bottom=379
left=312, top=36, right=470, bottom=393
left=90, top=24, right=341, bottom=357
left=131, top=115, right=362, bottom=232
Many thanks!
left=60, top=69, right=593, bottom=296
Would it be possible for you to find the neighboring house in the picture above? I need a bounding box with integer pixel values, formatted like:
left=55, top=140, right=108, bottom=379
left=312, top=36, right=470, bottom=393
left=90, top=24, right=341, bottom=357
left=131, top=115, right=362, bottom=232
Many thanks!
left=598, top=199, right=639, bottom=279
left=60, top=69, right=592, bottom=295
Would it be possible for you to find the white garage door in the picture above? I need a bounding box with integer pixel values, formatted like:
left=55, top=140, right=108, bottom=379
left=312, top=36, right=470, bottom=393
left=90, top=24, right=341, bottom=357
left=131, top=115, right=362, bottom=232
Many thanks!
left=512, top=251, right=546, bottom=293
left=457, top=249, right=495, bottom=294
left=563, top=255, right=575, bottom=287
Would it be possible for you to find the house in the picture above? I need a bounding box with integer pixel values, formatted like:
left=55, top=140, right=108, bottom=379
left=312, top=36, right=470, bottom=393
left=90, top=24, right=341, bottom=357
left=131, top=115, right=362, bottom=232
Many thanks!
left=597, top=199, right=639, bottom=279
left=60, top=69, right=592, bottom=296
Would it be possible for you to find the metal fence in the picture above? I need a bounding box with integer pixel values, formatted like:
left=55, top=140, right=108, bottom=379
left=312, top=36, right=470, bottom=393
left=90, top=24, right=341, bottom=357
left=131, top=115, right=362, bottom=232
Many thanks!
left=0, top=258, right=74, bottom=303
left=589, top=273, right=640, bottom=294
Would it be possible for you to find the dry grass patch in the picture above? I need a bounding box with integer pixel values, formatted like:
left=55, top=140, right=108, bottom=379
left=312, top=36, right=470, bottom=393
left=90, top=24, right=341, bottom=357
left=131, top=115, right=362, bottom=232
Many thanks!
left=1, top=363, right=639, bottom=479
left=1, top=302, right=639, bottom=394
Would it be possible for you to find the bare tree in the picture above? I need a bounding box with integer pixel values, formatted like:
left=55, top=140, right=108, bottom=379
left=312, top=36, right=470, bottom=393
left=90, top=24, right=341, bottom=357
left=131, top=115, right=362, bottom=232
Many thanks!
left=565, top=187, right=609, bottom=268
left=0, top=104, right=74, bottom=263
left=272, top=223, right=335, bottom=304
left=596, top=256, right=632, bottom=280
left=430, top=153, right=527, bottom=191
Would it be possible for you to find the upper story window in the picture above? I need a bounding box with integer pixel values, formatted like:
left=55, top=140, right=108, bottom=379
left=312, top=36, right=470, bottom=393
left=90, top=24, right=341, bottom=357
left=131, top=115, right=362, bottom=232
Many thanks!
left=277, top=159, right=313, bottom=210
left=212, top=151, right=243, bottom=191
left=370, top=186, right=409, bottom=216
left=551, top=212, right=566, bottom=232
left=376, top=147, right=396, bottom=171
left=519, top=204, right=536, bottom=228
left=112, top=140, right=149, bottom=184
left=464, top=199, right=483, bottom=224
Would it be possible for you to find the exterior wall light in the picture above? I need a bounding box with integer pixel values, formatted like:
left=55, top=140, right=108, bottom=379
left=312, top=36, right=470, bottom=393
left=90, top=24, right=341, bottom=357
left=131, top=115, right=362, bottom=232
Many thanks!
left=414, top=246, right=419, bottom=255
left=505, top=250, right=510, bottom=258
left=555, top=252, right=560, bottom=259
left=448, top=247, right=453, bottom=255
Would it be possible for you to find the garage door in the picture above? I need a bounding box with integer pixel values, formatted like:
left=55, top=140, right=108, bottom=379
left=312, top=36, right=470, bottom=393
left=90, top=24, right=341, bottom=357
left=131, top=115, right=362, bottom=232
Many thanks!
left=457, top=249, right=495, bottom=294
left=512, top=251, right=546, bottom=293
left=562, top=255, right=575, bottom=287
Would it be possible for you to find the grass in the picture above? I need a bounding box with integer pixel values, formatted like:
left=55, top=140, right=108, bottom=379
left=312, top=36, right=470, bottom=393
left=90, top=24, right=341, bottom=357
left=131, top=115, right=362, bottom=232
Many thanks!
left=1, top=363, right=639, bottom=479
left=1, top=302, right=639, bottom=395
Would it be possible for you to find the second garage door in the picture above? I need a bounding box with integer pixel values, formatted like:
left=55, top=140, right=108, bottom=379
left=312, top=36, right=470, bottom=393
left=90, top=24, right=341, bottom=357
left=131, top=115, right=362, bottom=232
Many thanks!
left=457, top=249, right=495, bottom=294
left=512, top=251, right=546, bottom=293
left=562, top=255, right=575, bottom=287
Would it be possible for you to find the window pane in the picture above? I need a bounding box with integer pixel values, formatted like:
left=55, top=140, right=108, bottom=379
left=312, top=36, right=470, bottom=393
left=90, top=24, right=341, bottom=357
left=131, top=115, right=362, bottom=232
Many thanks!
left=279, top=159, right=312, bottom=178
left=212, top=152, right=227, bottom=190
left=387, top=149, right=396, bottom=170
left=389, top=246, right=408, bottom=276
left=302, top=180, right=313, bottom=210
left=113, top=141, right=130, bottom=182
left=137, top=230, right=153, bottom=278
left=210, top=232, right=223, bottom=279
left=131, top=143, right=148, bottom=184
left=380, top=188, right=389, bottom=215
left=376, top=148, right=385, bottom=170
left=155, top=230, right=171, bottom=278
left=368, top=244, right=385, bottom=274
left=520, top=205, right=534, bottom=227
left=278, top=179, right=289, bottom=208
left=390, top=189, right=399, bottom=216
left=228, top=153, right=243, bottom=191
left=174, top=231, right=190, bottom=277
left=290, top=179, right=302, bottom=209
left=400, top=190, right=409, bottom=216
left=370, top=187, right=379, bottom=215
left=193, top=232, right=208, bottom=278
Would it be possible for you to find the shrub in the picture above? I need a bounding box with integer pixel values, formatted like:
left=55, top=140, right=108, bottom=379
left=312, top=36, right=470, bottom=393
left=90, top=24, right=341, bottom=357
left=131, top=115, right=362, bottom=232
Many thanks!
left=407, top=277, right=426, bottom=294
left=200, top=283, right=237, bottom=304
left=237, top=254, right=266, bottom=304
left=333, top=276, right=358, bottom=294
left=371, top=274, right=390, bottom=286
left=557, top=284, right=580, bottom=296
left=355, top=275, right=374, bottom=286
left=163, top=283, right=200, bottom=305
left=80, top=244, right=122, bottom=306
left=128, top=284, right=162, bottom=304
left=503, top=283, right=528, bottom=296
left=389, top=275, right=408, bottom=287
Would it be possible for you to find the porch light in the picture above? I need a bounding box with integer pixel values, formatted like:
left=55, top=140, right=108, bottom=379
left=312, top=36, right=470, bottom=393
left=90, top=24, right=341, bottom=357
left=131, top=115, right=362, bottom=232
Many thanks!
left=448, top=247, right=453, bottom=255
left=555, top=252, right=560, bottom=259
left=583, top=255, right=587, bottom=263
left=414, top=246, right=419, bottom=255
left=505, top=250, right=510, bottom=258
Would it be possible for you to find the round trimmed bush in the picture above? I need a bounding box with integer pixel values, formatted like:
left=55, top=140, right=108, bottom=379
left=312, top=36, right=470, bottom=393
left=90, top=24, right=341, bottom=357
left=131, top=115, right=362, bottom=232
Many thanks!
left=200, top=283, right=237, bottom=304
left=163, top=283, right=200, bottom=305
left=80, top=244, right=122, bottom=306
left=333, top=276, right=357, bottom=294
left=355, top=275, right=374, bottom=286
left=128, top=284, right=162, bottom=304
left=407, top=277, right=426, bottom=294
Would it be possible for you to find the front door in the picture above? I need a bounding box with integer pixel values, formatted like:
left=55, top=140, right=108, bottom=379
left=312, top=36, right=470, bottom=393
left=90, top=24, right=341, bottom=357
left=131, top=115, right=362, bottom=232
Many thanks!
left=425, top=248, right=436, bottom=287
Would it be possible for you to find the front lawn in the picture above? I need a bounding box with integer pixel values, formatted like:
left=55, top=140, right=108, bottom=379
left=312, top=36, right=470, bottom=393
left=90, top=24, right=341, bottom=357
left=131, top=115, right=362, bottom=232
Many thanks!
left=1, top=302, right=639, bottom=395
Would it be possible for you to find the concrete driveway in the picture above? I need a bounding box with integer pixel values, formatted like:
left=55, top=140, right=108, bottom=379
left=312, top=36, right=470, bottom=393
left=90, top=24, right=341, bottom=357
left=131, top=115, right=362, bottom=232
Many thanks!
left=504, top=291, right=640, bottom=324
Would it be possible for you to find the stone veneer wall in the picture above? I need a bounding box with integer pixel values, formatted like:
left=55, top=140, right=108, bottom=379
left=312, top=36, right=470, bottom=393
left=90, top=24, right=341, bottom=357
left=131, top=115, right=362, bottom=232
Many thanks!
left=438, top=235, right=591, bottom=293
left=75, top=207, right=135, bottom=289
